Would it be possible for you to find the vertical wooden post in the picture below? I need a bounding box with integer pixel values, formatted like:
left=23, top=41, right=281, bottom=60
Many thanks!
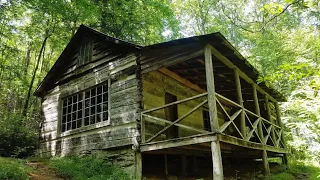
left=204, top=44, right=223, bottom=180
left=275, top=102, right=288, bottom=165
left=135, top=152, right=142, bottom=180
left=262, top=150, right=270, bottom=175
left=192, top=155, right=198, bottom=174
left=253, top=84, right=264, bottom=144
left=234, top=69, right=246, bottom=139
left=265, top=95, right=277, bottom=146
left=141, top=114, right=145, bottom=143
left=211, top=140, right=224, bottom=180
left=181, top=155, right=187, bottom=176
left=204, top=45, right=219, bottom=132
left=164, top=154, right=168, bottom=176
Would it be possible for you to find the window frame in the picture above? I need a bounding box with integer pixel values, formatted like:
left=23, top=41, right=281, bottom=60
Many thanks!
left=59, top=79, right=111, bottom=135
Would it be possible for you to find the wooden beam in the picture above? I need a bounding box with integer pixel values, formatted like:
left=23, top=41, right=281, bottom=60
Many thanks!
left=234, top=69, right=246, bottom=139
left=204, top=44, right=219, bottom=132
left=164, top=154, right=168, bottom=175
left=159, top=68, right=206, bottom=93
left=263, top=150, right=270, bottom=175
left=265, top=95, right=277, bottom=147
left=253, top=84, right=264, bottom=144
left=135, top=152, right=142, bottom=180
left=140, top=133, right=217, bottom=152
left=208, top=45, right=277, bottom=102
left=275, top=102, right=288, bottom=165
left=211, top=140, right=224, bottom=180
left=145, top=99, right=208, bottom=143
left=143, top=114, right=209, bottom=134
left=181, top=155, right=187, bottom=175
left=218, top=134, right=288, bottom=154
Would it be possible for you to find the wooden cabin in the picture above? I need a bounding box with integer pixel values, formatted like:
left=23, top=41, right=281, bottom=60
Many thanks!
left=35, top=25, right=287, bottom=180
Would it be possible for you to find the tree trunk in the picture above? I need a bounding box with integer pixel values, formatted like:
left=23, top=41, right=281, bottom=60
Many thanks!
left=23, top=36, right=49, bottom=117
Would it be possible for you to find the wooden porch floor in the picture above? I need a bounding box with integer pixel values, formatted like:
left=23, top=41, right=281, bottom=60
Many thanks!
left=140, top=133, right=288, bottom=157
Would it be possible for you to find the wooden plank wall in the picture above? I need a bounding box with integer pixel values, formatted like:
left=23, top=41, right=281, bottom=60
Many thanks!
left=142, top=71, right=230, bottom=140
left=39, top=38, right=141, bottom=157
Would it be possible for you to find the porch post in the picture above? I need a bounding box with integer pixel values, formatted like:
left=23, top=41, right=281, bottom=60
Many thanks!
left=265, top=95, right=277, bottom=147
left=262, top=149, right=270, bottom=175
left=253, top=84, right=264, bottom=143
left=204, top=44, right=223, bottom=180
left=234, top=69, right=246, bottom=139
left=275, top=102, right=288, bottom=165
left=135, top=152, right=143, bottom=180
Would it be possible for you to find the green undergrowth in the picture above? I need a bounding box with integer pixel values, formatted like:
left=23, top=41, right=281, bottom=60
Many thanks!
left=49, top=156, right=133, bottom=180
left=266, top=163, right=320, bottom=180
left=0, top=157, right=30, bottom=180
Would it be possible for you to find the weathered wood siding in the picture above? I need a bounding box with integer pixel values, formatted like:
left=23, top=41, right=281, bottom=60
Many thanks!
left=142, top=71, right=230, bottom=140
left=39, top=38, right=140, bottom=157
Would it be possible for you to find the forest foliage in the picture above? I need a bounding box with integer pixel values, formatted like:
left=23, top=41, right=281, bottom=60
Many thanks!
left=0, top=0, right=319, bottom=164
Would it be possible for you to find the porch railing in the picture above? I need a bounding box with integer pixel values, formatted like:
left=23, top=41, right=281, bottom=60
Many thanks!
left=141, top=92, right=285, bottom=149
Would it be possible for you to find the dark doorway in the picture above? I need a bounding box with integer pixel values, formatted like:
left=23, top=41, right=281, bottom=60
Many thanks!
left=165, top=92, right=179, bottom=139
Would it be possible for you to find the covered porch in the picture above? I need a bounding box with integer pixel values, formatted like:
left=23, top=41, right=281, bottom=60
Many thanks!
left=139, top=34, right=287, bottom=179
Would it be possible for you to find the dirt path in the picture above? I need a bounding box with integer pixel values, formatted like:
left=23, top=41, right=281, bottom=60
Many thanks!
left=25, top=162, right=65, bottom=180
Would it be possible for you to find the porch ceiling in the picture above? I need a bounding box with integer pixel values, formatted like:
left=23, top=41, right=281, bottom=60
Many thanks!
left=143, top=33, right=285, bottom=101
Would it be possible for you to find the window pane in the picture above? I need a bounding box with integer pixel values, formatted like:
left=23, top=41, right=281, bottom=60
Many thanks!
left=72, top=121, right=76, bottom=129
left=78, top=94, right=83, bottom=101
left=96, top=113, right=102, bottom=123
left=103, top=93, right=108, bottom=102
left=62, top=124, right=66, bottom=132
left=85, top=117, right=90, bottom=126
left=67, top=97, right=72, bottom=105
left=85, top=99, right=90, bottom=107
left=91, top=106, right=96, bottom=115
left=72, top=95, right=77, bottom=103
left=85, top=90, right=90, bottom=99
left=97, top=95, right=102, bottom=104
left=91, top=88, right=96, bottom=96
left=90, top=115, right=95, bottom=124
left=77, top=119, right=82, bottom=128
left=85, top=108, right=89, bottom=117
left=97, top=86, right=102, bottom=94
left=67, top=105, right=72, bottom=113
left=103, top=111, right=108, bottom=121
left=97, top=104, right=102, bottom=113
left=67, top=123, right=71, bottom=130
left=62, top=115, right=66, bottom=124
left=67, top=114, right=72, bottom=123
left=72, top=104, right=77, bottom=111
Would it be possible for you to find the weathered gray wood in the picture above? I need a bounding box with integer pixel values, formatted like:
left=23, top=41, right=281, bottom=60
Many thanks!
left=263, top=150, right=270, bottom=175
left=145, top=99, right=208, bottom=143
left=164, top=154, right=168, bottom=175
left=140, top=133, right=217, bottom=152
left=204, top=44, right=219, bottom=132
left=234, top=69, right=246, bottom=139
left=181, top=155, right=187, bottom=175
left=253, top=84, right=265, bottom=145
left=218, top=134, right=288, bottom=153
left=142, top=114, right=209, bottom=134
left=265, top=95, right=277, bottom=147
left=211, top=140, right=224, bottom=180
left=135, top=152, right=142, bottom=180
left=275, top=102, right=288, bottom=165
left=208, top=45, right=277, bottom=103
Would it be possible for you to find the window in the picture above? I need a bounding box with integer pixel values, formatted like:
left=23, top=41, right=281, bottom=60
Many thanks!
left=61, top=82, right=109, bottom=132
left=202, top=110, right=211, bottom=131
